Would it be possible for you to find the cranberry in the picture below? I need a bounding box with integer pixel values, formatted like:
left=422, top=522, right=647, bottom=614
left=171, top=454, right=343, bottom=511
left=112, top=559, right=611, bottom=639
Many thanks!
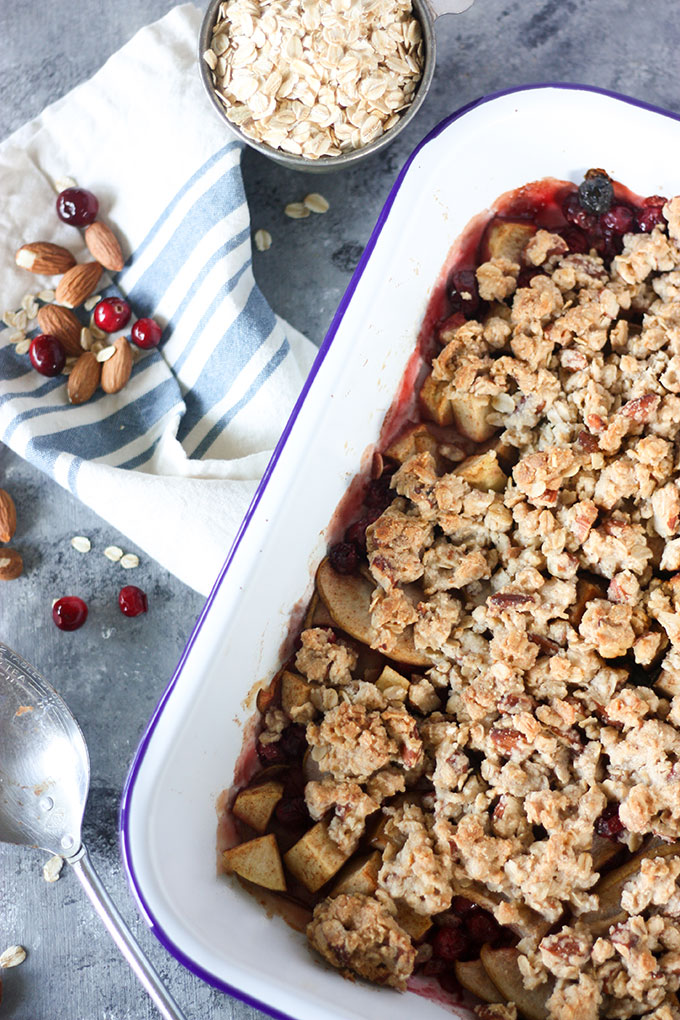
left=329, top=541, right=360, bottom=574
left=438, top=972, right=462, bottom=996
left=637, top=203, right=667, bottom=232
left=601, top=204, right=634, bottom=235
left=365, top=476, right=393, bottom=513
left=131, top=317, right=163, bottom=350
left=450, top=896, right=476, bottom=917
left=595, top=803, right=625, bottom=840
left=345, top=516, right=372, bottom=551
left=275, top=796, right=310, bottom=827
left=56, top=187, right=99, bottom=226
left=558, top=226, right=589, bottom=254
left=446, top=268, right=480, bottom=318
left=256, top=739, right=285, bottom=766
left=29, top=334, right=66, bottom=377
left=562, top=192, right=597, bottom=231
left=467, top=909, right=502, bottom=946
left=278, top=723, right=307, bottom=761
left=94, top=298, right=131, bottom=333
left=516, top=266, right=543, bottom=288
left=282, top=767, right=306, bottom=799
left=52, top=596, right=88, bottom=631
left=118, top=585, right=148, bottom=617
left=578, top=172, right=613, bottom=216
left=432, top=927, right=469, bottom=962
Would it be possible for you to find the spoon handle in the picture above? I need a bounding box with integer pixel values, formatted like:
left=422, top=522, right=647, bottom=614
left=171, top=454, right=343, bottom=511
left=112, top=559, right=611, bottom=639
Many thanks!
left=70, top=847, right=188, bottom=1020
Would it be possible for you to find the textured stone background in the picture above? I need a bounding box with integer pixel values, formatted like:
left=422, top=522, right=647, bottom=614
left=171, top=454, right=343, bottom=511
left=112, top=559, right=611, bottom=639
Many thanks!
left=1, top=0, right=679, bottom=1017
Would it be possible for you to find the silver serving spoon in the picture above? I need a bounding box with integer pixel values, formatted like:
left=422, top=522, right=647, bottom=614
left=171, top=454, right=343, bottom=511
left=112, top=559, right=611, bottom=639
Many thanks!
left=0, top=641, right=187, bottom=1020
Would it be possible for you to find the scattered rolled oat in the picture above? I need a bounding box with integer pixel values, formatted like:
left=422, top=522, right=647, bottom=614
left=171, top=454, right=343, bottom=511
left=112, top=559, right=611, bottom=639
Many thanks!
left=303, top=193, right=329, bottom=214
left=254, top=229, right=273, bottom=252
left=103, top=545, right=124, bottom=563
left=14, top=310, right=28, bottom=332
left=284, top=202, right=310, bottom=220
left=70, top=536, right=91, bottom=553
left=53, top=176, right=77, bottom=193
left=38, top=289, right=56, bottom=303
left=15, top=338, right=30, bottom=356
left=0, top=945, right=26, bottom=969
left=80, top=327, right=93, bottom=351
left=96, top=346, right=116, bottom=363
left=9, top=332, right=25, bottom=345
left=84, top=294, right=101, bottom=312
left=205, top=0, right=423, bottom=160
left=120, top=553, right=139, bottom=570
left=42, top=854, right=64, bottom=883
left=2, top=310, right=17, bottom=328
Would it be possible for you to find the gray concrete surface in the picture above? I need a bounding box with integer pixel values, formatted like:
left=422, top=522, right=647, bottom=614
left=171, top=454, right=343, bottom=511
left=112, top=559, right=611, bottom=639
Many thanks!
left=0, top=0, right=678, bottom=1018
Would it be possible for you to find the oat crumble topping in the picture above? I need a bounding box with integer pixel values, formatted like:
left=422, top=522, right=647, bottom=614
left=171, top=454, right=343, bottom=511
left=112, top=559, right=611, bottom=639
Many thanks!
left=225, top=191, right=680, bottom=1016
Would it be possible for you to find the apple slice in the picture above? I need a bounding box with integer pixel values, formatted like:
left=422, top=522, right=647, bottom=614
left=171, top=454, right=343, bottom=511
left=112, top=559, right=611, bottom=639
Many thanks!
left=454, top=958, right=504, bottom=1004
left=481, top=218, right=537, bottom=263
left=281, top=670, right=311, bottom=717
left=420, top=373, right=455, bottom=427
left=452, top=881, right=549, bottom=941
left=579, top=842, right=680, bottom=935
left=222, top=833, right=286, bottom=891
left=386, top=424, right=440, bottom=465
left=375, top=664, right=410, bottom=702
left=394, top=902, right=432, bottom=941
left=450, top=393, right=497, bottom=443
left=331, top=851, right=382, bottom=897
left=284, top=821, right=350, bottom=892
left=232, top=780, right=284, bottom=835
left=480, top=946, right=552, bottom=1020
left=316, top=559, right=430, bottom=667
left=454, top=450, right=507, bottom=492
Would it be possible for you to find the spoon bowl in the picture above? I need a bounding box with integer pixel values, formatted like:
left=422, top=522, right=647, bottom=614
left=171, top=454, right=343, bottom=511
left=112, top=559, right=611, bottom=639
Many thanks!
left=0, top=641, right=186, bottom=1020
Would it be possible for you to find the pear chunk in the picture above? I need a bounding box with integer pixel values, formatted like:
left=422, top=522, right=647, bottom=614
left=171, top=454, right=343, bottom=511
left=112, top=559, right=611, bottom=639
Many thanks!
left=481, top=218, right=537, bottom=263
left=331, top=851, right=381, bottom=897
left=316, top=558, right=430, bottom=667
left=480, top=946, right=552, bottom=1020
left=454, top=450, right=507, bottom=492
left=222, top=834, right=286, bottom=891
left=284, top=821, right=350, bottom=892
left=454, top=958, right=504, bottom=1004
left=579, top=842, right=680, bottom=935
left=232, top=781, right=284, bottom=835
left=450, top=393, right=496, bottom=442
left=420, top=373, right=455, bottom=426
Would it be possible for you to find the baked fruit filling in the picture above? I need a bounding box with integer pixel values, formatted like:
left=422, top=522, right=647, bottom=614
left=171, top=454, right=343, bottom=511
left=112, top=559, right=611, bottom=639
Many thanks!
left=220, top=173, right=680, bottom=1020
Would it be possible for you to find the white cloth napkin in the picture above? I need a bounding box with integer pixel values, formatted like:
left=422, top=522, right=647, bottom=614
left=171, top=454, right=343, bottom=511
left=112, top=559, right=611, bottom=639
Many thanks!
left=0, top=4, right=317, bottom=596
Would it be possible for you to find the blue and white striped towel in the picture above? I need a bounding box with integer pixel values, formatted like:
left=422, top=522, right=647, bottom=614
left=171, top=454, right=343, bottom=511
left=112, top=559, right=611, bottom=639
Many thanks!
left=0, top=4, right=317, bottom=595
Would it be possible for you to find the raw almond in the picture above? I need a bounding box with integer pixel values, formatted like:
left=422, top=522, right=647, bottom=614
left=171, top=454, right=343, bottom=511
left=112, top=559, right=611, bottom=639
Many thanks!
left=55, top=262, right=102, bottom=309
left=68, top=352, right=101, bottom=405
left=0, top=489, right=17, bottom=542
left=15, top=242, right=76, bottom=275
left=101, top=337, right=132, bottom=394
left=84, top=222, right=124, bottom=273
left=0, top=549, right=22, bottom=581
left=37, top=305, right=82, bottom=356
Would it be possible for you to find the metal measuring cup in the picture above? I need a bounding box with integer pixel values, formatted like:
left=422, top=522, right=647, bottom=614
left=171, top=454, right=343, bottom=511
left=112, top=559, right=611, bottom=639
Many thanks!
left=198, top=0, right=476, bottom=172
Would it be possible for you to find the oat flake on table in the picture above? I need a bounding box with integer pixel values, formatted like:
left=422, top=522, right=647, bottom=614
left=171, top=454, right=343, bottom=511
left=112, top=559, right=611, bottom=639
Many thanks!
left=203, top=0, right=423, bottom=159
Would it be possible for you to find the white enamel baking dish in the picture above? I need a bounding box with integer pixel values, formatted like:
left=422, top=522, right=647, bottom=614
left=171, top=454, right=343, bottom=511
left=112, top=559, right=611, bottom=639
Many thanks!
left=121, top=84, right=680, bottom=1020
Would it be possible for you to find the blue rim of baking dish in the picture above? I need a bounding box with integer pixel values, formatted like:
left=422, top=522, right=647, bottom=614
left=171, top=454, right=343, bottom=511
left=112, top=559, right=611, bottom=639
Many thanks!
left=119, top=81, right=680, bottom=1018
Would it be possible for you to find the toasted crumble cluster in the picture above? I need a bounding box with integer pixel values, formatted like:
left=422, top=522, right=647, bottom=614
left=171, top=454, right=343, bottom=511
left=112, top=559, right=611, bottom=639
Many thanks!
left=227, top=197, right=680, bottom=1015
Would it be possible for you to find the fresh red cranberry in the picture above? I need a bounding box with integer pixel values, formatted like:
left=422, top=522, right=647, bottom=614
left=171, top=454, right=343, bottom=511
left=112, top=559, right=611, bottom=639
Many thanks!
left=275, top=796, right=310, bottom=827
left=329, top=541, right=360, bottom=574
left=131, top=317, right=163, bottom=350
left=432, top=927, right=469, bottom=962
left=558, top=226, right=589, bottom=254
left=637, top=201, right=667, bottom=232
left=438, top=972, right=462, bottom=996
left=118, top=585, right=148, bottom=617
left=562, top=191, right=598, bottom=231
left=56, top=187, right=99, bottom=226
left=282, top=767, right=306, bottom=799
left=601, top=204, right=634, bottom=235
left=467, top=909, right=502, bottom=946
left=516, top=267, right=543, bottom=288
left=596, top=803, right=625, bottom=840
left=94, top=298, right=131, bottom=333
left=52, top=596, right=88, bottom=631
left=29, top=334, right=66, bottom=377
left=365, top=476, right=393, bottom=513
left=446, top=268, right=480, bottom=318
left=278, top=723, right=307, bottom=761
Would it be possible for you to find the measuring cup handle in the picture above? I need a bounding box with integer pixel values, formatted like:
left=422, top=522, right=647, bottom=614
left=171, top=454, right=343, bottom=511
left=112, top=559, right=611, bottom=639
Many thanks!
left=70, top=847, right=188, bottom=1020
left=426, top=0, right=475, bottom=17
